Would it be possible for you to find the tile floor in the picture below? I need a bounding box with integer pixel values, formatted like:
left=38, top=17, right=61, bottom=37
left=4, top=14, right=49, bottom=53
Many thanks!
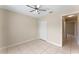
left=7, top=37, right=79, bottom=54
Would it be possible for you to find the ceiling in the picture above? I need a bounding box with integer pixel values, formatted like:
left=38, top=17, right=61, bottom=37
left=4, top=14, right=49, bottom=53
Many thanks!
left=0, top=5, right=79, bottom=18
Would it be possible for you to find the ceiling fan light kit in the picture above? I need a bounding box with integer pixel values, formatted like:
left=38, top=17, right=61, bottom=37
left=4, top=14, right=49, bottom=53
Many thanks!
left=26, top=5, right=47, bottom=14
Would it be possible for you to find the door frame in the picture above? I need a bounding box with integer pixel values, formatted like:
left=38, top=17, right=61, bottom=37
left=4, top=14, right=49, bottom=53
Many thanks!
left=62, top=14, right=78, bottom=47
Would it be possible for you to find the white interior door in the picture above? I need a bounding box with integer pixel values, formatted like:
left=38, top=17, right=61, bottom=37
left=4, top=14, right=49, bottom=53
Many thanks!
left=39, top=20, right=48, bottom=40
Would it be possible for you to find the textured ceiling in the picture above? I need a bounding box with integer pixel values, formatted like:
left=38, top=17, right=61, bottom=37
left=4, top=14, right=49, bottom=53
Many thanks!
left=0, top=5, right=79, bottom=18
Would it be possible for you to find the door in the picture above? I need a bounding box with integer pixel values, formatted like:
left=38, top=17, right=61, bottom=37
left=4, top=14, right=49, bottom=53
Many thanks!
left=39, top=20, right=48, bottom=40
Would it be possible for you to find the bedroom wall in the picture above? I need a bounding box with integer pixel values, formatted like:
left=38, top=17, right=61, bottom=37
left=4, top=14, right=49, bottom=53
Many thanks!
left=39, top=6, right=79, bottom=47
left=0, top=9, right=38, bottom=50
left=39, top=13, right=62, bottom=47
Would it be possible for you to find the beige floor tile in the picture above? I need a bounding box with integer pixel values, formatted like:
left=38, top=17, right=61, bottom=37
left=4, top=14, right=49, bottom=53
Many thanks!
left=8, top=46, right=21, bottom=54
left=7, top=38, right=79, bottom=54
left=0, top=48, right=8, bottom=54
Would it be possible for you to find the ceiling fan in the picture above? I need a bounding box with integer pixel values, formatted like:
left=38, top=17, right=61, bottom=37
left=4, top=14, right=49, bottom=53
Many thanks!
left=26, top=5, right=46, bottom=14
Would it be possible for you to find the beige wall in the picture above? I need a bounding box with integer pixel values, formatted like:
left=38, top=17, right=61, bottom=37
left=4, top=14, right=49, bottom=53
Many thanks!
left=39, top=13, right=62, bottom=47
left=66, top=22, right=75, bottom=35
left=0, top=9, right=7, bottom=48
left=77, top=15, right=79, bottom=45
left=65, top=18, right=77, bottom=36
left=0, top=9, right=38, bottom=49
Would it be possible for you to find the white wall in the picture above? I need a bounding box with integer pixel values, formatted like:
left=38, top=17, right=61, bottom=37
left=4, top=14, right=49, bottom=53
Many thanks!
left=0, top=9, right=38, bottom=49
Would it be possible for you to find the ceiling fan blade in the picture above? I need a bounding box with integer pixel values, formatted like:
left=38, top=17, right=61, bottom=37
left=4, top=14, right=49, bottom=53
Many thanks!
left=26, top=5, right=35, bottom=9
left=39, top=5, right=41, bottom=8
left=30, top=10, right=36, bottom=12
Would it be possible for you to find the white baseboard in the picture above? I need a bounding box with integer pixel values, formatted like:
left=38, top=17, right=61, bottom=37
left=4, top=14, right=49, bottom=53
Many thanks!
left=0, top=38, right=37, bottom=50
left=40, top=39, right=62, bottom=47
